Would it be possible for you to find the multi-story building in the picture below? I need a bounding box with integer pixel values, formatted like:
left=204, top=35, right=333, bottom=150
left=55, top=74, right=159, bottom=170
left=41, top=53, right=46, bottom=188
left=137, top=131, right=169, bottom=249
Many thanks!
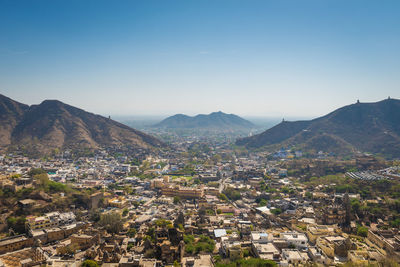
left=161, top=185, right=204, bottom=199
left=306, top=225, right=338, bottom=244
left=26, top=212, right=76, bottom=231
left=26, top=216, right=52, bottom=231
left=0, top=235, right=34, bottom=255
left=280, top=232, right=308, bottom=250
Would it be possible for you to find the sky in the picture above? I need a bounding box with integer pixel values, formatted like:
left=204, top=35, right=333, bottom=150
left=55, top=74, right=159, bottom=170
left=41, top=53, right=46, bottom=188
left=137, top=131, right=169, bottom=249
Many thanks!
left=1, top=0, right=399, bottom=118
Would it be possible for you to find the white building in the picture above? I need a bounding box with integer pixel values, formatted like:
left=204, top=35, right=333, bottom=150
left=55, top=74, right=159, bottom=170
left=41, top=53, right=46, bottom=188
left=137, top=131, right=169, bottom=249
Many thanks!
left=280, top=232, right=308, bottom=250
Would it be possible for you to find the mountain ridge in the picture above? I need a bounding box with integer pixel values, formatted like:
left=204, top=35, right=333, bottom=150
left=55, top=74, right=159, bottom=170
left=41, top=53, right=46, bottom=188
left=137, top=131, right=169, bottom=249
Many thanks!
left=236, top=98, right=400, bottom=158
left=154, top=111, right=255, bottom=130
left=0, top=94, right=164, bottom=155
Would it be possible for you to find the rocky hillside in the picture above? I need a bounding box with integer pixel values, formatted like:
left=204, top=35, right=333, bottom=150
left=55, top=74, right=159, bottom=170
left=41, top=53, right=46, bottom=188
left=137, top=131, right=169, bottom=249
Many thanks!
left=0, top=94, right=164, bottom=154
left=0, top=95, right=29, bottom=150
left=237, top=99, right=400, bottom=158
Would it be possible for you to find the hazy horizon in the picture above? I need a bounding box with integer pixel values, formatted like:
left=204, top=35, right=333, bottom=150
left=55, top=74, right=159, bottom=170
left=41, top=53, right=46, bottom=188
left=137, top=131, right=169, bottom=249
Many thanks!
left=1, top=0, right=399, bottom=117
left=1, top=93, right=395, bottom=120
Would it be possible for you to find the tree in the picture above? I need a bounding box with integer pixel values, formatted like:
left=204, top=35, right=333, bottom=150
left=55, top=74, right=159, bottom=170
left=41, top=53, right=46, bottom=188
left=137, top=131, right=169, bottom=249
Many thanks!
left=271, top=208, right=282, bottom=215
left=155, top=219, right=173, bottom=228
left=357, top=226, right=368, bottom=237
left=144, top=248, right=155, bottom=258
left=351, top=198, right=361, bottom=215
left=173, top=196, right=181, bottom=204
left=123, top=185, right=133, bottom=195
left=305, top=191, right=313, bottom=200
left=122, top=208, right=129, bottom=217
left=223, top=187, right=241, bottom=201
left=127, top=228, right=137, bottom=238
left=132, top=200, right=140, bottom=208
left=184, top=234, right=215, bottom=255
left=7, top=216, right=26, bottom=234
left=242, top=248, right=250, bottom=258
left=90, top=210, right=101, bottom=222
left=28, top=168, right=46, bottom=177
left=57, top=243, right=79, bottom=256
left=35, top=173, right=50, bottom=187
left=281, top=187, right=289, bottom=194
left=185, top=244, right=194, bottom=254
left=218, top=193, right=228, bottom=201
left=258, top=199, right=267, bottom=207
left=215, top=257, right=276, bottom=267
left=81, top=260, right=99, bottom=267
left=236, top=258, right=276, bottom=266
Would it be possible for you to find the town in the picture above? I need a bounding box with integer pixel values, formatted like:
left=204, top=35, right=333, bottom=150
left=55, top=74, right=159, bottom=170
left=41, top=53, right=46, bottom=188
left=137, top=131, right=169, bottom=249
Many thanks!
left=0, top=137, right=399, bottom=267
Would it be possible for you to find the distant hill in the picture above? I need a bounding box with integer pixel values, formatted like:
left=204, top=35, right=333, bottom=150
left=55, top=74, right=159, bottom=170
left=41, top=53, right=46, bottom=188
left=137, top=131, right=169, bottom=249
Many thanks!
left=0, top=94, right=164, bottom=154
left=236, top=99, right=400, bottom=158
left=154, top=111, right=255, bottom=130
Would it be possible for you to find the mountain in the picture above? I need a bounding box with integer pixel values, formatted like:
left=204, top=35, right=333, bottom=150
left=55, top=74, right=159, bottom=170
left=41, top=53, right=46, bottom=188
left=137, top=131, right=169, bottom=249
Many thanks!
left=0, top=95, right=29, bottom=149
left=236, top=99, right=400, bottom=158
left=0, top=94, right=164, bottom=154
left=154, top=111, right=255, bottom=130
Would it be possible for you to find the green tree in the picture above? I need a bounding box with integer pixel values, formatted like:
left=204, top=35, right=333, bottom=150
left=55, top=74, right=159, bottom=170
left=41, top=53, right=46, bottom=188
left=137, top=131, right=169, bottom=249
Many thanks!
left=236, top=258, right=276, bottom=267
left=57, top=243, right=79, bottom=256
left=28, top=168, right=47, bottom=177
left=242, top=248, right=250, bottom=258
left=122, top=208, right=129, bottom=217
left=351, top=198, right=361, bottom=215
left=185, top=244, right=194, bottom=254
left=127, top=228, right=137, bottom=238
left=305, top=191, right=313, bottom=199
left=155, top=219, right=173, bottom=228
left=215, top=257, right=276, bottom=267
left=7, top=216, right=26, bottom=234
left=271, top=208, right=282, bottom=215
left=357, top=226, right=368, bottom=237
left=218, top=193, right=228, bottom=201
left=223, top=187, right=241, bottom=200
left=258, top=199, right=267, bottom=207
left=173, top=196, right=181, bottom=204
left=81, top=260, right=99, bottom=267
left=35, top=173, right=50, bottom=187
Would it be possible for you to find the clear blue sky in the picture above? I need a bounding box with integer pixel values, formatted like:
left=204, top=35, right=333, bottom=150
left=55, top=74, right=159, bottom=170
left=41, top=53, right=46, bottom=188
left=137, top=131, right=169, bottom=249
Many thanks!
left=1, top=0, right=399, bottom=117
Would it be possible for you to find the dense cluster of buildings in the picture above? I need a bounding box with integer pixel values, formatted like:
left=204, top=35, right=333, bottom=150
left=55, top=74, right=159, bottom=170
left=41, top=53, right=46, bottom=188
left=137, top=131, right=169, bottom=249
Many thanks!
left=0, top=142, right=399, bottom=267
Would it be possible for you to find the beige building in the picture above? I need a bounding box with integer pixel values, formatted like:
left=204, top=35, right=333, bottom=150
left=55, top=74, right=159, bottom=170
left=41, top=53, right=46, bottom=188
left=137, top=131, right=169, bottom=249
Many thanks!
left=316, top=235, right=345, bottom=259
left=161, top=185, right=204, bottom=199
left=307, top=225, right=338, bottom=244
left=0, top=236, right=34, bottom=255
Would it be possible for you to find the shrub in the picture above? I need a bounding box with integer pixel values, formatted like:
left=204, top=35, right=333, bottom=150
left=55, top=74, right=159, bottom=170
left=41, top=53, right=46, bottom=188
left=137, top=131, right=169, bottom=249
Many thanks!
left=357, top=226, right=368, bottom=237
left=81, top=260, right=99, bottom=267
